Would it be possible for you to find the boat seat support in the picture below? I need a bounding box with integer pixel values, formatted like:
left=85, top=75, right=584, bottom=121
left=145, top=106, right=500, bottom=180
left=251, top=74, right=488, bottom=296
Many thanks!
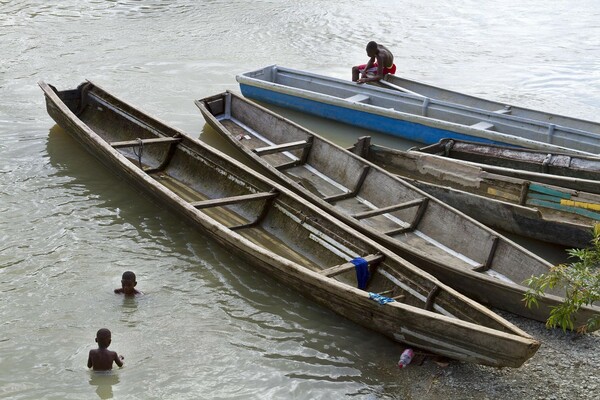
left=472, top=236, right=499, bottom=272
left=424, top=285, right=441, bottom=311
left=323, top=165, right=370, bottom=203
left=382, top=198, right=430, bottom=236
left=273, top=137, right=314, bottom=170
left=230, top=189, right=279, bottom=230
left=319, top=254, right=384, bottom=277
left=143, top=136, right=182, bottom=174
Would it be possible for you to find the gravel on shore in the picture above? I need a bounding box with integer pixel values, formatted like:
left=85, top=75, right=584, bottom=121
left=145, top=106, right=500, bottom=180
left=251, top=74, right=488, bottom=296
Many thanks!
left=391, top=311, right=599, bottom=400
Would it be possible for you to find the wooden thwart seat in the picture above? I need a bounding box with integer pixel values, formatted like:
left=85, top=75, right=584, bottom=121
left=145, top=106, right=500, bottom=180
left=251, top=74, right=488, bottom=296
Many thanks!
left=345, top=94, right=370, bottom=103
left=352, top=198, right=427, bottom=220
left=470, top=121, right=495, bottom=130
left=253, top=139, right=312, bottom=156
left=494, top=107, right=512, bottom=115
left=190, top=191, right=278, bottom=209
left=110, top=136, right=182, bottom=148
left=353, top=197, right=429, bottom=236
left=319, top=254, right=384, bottom=277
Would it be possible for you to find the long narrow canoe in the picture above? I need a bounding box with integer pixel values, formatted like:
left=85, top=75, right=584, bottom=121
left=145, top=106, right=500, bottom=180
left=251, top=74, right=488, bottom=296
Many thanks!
left=196, top=91, right=600, bottom=328
left=236, top=65, right=599, bottom=156
left=415, top=138, right=600, bottom=195
left=348, top=136, right=600, bottom=249
left=40, top=81, right=541, bottom=367
left=381, top=74, right=600, bottom=135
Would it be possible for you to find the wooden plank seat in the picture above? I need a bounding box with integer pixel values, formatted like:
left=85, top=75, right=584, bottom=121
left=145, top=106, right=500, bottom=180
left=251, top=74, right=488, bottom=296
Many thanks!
left=319, top=254, right=385, bottom=277
left=190, top=191, right=278, bottom=209
left=253, top=139, right=312, bottom=156
left=351, top=198, right=427, bottom=220
left=470, top=121, right=495, bottom=130
left=494, top=107, right=512, bottom=115
left=110, top=136, right=182, bottom=148
left=345, top=94, right=370, bottom=103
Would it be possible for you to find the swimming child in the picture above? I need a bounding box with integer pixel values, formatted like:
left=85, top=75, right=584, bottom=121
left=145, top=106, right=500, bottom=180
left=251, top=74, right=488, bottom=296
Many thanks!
left=114, top=271, right=142, bottom=295
left=87, top=328, right=124, bottom=371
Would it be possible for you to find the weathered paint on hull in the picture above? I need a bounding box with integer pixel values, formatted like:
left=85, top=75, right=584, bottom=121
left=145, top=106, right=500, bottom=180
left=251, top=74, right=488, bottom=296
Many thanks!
left=239, top=83, right=501, bottom=146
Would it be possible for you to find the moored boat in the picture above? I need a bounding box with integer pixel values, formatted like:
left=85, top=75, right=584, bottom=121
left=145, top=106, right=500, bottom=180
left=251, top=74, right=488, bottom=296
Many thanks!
left=196, top=90, right=600, bottom=327
left=348, top=136, right=600, bottom=249
left=236, top=65, right=600, bottom=155
left=415, top=138, right=600, bottom=195
left=40, top=80, right=541, bottom=367
left=380, top=74, right=600, bottom=135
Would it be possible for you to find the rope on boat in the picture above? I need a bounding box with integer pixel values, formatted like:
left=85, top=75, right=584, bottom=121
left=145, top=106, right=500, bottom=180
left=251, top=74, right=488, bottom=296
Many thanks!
left=132, top=137, right=144, bottom=168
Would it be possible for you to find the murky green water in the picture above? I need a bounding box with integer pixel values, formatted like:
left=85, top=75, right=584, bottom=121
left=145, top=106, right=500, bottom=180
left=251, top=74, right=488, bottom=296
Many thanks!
left=1, top=1, right=599, bottom=399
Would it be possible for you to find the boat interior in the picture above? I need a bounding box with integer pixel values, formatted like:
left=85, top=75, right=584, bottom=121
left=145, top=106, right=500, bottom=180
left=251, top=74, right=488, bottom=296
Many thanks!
left=47, top=82, right=516, bottom=326
left=199, top=92, right=556, bottom=291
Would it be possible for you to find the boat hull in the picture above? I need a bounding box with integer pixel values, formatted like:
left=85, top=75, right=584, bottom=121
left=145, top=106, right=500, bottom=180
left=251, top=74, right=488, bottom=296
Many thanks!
left=41, top=80, right=541, bottom=367
left=197, top=91, right=600, bottom=328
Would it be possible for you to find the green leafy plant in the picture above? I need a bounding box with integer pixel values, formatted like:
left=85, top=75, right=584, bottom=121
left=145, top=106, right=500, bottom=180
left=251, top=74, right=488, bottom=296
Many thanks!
left=524, top=227, right=600, bottom=333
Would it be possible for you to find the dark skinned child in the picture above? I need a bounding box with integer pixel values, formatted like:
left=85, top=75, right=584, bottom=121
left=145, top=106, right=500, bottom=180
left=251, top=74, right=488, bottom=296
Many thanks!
left=114, top=271, right=142, bottom=295
left=87, top=328, right=124, bottom=371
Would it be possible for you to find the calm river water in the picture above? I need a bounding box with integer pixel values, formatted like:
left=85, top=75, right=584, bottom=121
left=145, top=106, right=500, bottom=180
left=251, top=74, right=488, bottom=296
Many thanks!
left=1, top=1, right=599, bottom=399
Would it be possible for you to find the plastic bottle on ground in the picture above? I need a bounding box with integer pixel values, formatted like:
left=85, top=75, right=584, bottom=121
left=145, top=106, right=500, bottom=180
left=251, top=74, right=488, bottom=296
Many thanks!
left=398, top=348, right=414, bottom=369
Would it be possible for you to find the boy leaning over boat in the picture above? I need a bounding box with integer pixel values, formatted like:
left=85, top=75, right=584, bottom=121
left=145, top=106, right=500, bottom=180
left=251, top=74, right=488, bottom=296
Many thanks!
left=352, top=41, right=396, bottom=83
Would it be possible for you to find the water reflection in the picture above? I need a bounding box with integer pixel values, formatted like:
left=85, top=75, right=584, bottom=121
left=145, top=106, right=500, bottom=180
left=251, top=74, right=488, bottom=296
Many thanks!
left=88, top=371, right=120, bottom=399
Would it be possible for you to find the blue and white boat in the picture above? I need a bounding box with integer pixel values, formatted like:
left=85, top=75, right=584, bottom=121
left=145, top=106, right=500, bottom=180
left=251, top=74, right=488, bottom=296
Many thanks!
left=237, top=65, right=600, bottom=156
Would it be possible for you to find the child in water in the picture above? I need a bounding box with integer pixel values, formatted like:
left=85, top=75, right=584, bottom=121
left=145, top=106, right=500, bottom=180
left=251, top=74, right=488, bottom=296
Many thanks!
left=114, top=271, right=142, bottom=295
left=87, top=328, right=124, bottom=371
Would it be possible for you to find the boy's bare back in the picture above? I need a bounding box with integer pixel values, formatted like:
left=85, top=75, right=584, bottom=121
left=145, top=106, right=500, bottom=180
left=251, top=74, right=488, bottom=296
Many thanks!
left=87, top=348, right=123, bottom=371
left=87, top=328, right=124, bottom=371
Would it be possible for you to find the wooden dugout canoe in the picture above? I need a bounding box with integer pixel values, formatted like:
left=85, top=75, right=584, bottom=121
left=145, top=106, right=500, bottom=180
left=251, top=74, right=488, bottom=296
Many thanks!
left=415, top=138, right=600, bottom=195
left=40, top=81, right=540, bottom=367
left=349, top=136, right=600, bottom=249
left=236, top=65, right=600, bottom=156
left=196, top=91, right=600, bottom=328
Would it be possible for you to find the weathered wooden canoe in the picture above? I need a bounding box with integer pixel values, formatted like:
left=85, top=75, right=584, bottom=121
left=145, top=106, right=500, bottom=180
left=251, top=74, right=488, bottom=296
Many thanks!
left=236, top=65, right=600, bottom=155
left=380, top=74, right=600, bottom=136
left=415, top=138, right=600, bottom=195
left=348, top=136, right=600, bottom=249
left=40, top=81, right=541, bottom=367
left=196, top=91, right=600, bottom=328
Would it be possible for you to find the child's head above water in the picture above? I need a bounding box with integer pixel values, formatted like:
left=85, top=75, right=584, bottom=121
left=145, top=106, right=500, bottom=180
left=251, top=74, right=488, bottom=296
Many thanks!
left=114, top=271, right=141, bottom=295
left=95, top=328, right=112, bottom=349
